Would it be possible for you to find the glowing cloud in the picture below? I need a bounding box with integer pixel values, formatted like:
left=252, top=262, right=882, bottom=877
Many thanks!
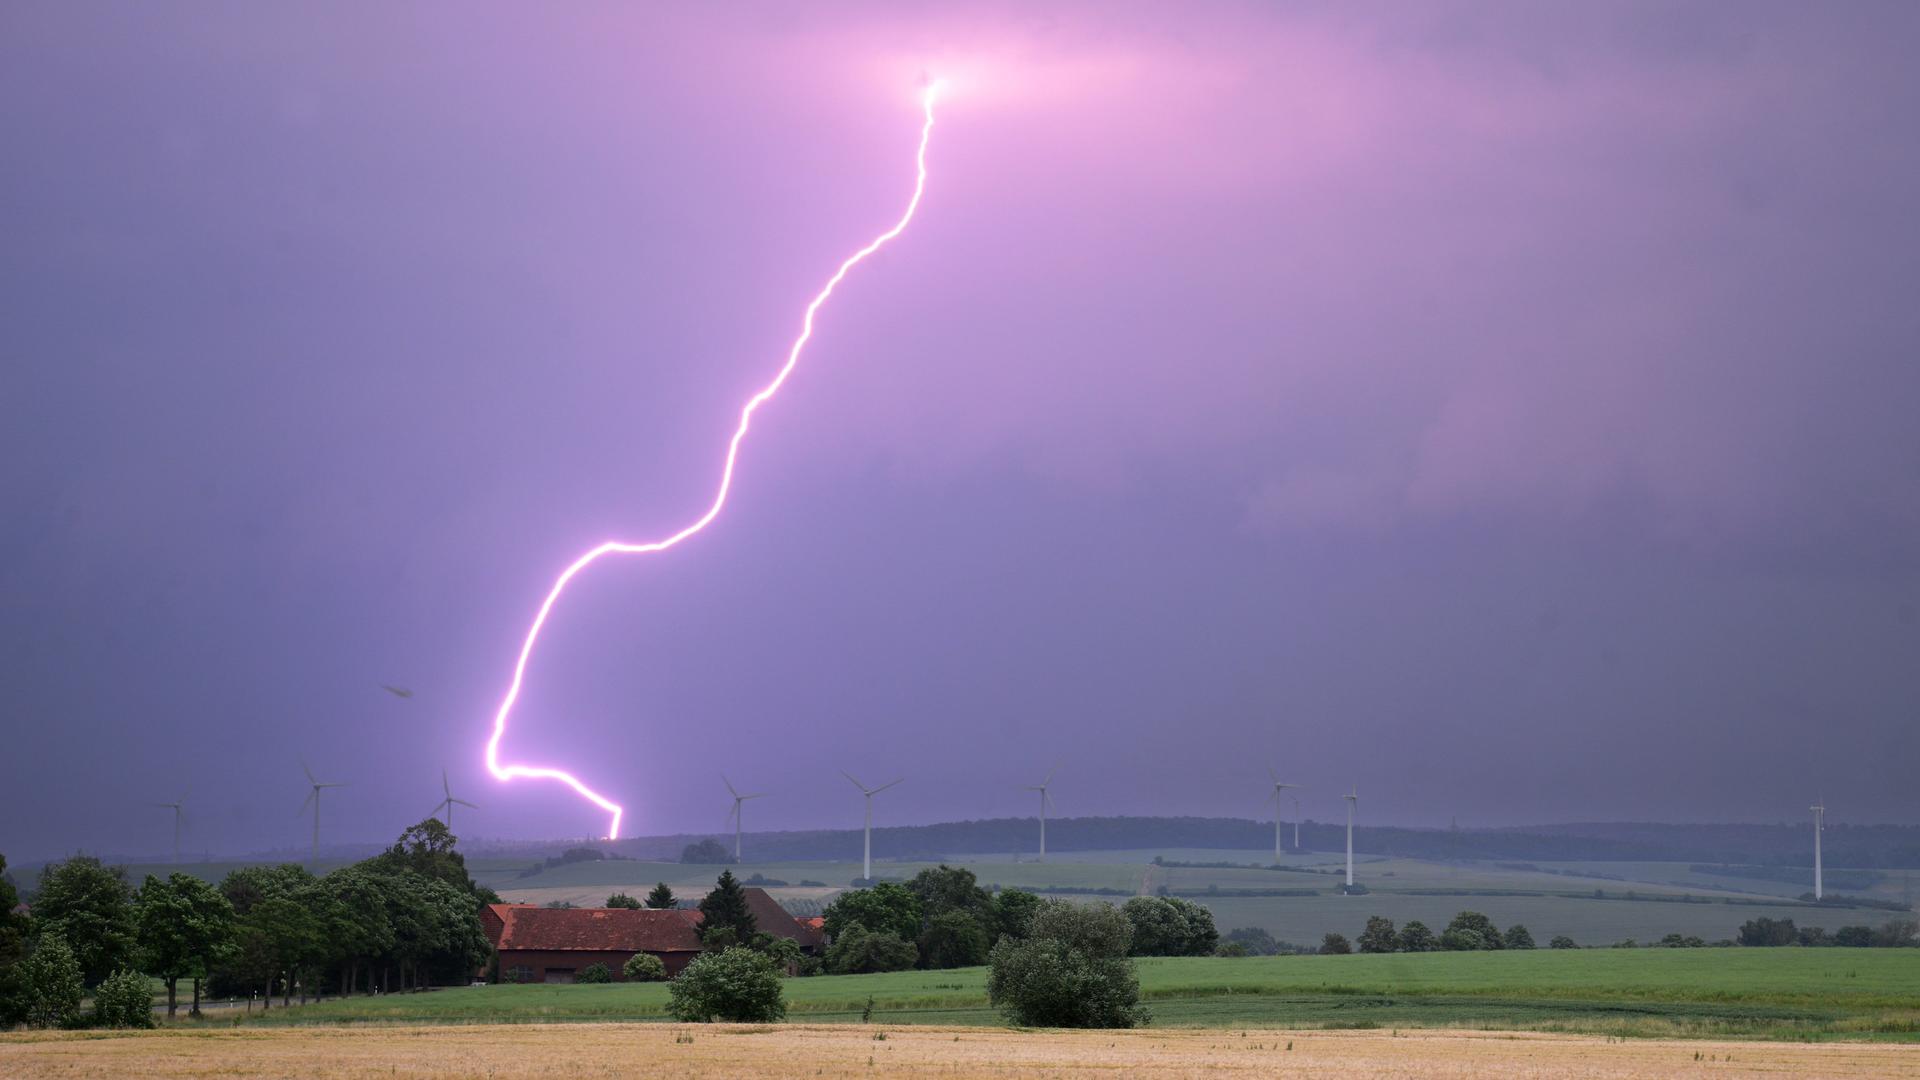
left=484, top=82, right=944, bottom=839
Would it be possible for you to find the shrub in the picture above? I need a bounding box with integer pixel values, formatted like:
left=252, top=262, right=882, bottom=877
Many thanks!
left=825, top=924, right=919, bottom=975
left=1397, top=921, right=1437, bottom=952
left=1549, top=935, right=1579, bottom=949
left=1440, top=912, right=1504, bottom=951
left=1214, top=941, right=1250, bottom=957
left=667, top=947, right=786, bottom=1023
left=605, top=893, right=643, bottom=909
left=1320, top=933, right=1352, bottom=955
left=22, top=934, right=83, bottom=1029
left=987, top=900, right=1147, bottom=1028
left=1503, top=924, right=1536, bottom=950
left=1356, top=916, right=1398, bottom=953
left=1224, top=926, right=1280, bottom=956
left=577, top=963, right=612, bottom=983
left=623, top=953, right=668, bottom=982
left=92, top=968, right=155, bottom=1029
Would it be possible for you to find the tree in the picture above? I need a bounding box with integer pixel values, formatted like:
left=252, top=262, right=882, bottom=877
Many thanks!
left=135, top=872, right=236, bottom=1018
left=22, top=934, right=84, bottom=1029
left=231, top=894, right=322, bottom=1007
left=697, top=870, right=758, bottom=948
left=1549, top=935, right=1579, bottom=949
left=992, top=888, right=1043, bottom=941
left=93, top=968, right=155, bottom=1029
left=644, top=883, right=677, bottom=910
left=1357, top=915, right=1399, bottom=953
left=907, top=865, right=993, bottom=922
left=667, top=947, right=786, bottom=1022
left=1215, top=941, right=1250, bottom=957
left=822, top=883, right=922, bottom=944
left=986, top=900, right=1147, bottom=1029
left=1737, top=917, right=1798, bottom=947
left=623, top=953, right=668, bottom=981
left=1874, top=919, right=1918, bottom=948
left=372, top=819, right=482, bottom=896
left=1320, top=933, right=1352, bottom=955
left=578, top=962, right=612, bottom=983
left=318, top=867, right=396, bottom=998
left=33, top=856, right=136, bottom=985
left=1225, top=926, right=1281, bottom=956
left=1834, top=925, right=1875, bottom=947
left=1504, top=924, right=1536, bottom=950
left=1397, top=921, right=1437, bottom=953
left=1441, top=911, right=1504, bottom=951
left=680, top=839, right=737, bottom=864
left=918, top=910, right=992, bottom=969
left=605, top=892, right=643, bottom=910
left=0, top=854, right=30, bottom=1027
left=825, top=924, right=919, bottom=974
left=1121, top=896, right=1217, bottom=957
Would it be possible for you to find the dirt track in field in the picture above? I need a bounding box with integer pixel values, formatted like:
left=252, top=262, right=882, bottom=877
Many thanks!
left=2, top=1023, right=1915, bottom=1078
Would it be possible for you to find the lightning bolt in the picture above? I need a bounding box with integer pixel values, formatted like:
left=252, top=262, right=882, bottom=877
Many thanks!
left=484, top=83, right=944, bottom=839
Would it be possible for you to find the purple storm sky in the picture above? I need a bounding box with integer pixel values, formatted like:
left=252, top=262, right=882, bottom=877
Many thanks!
left=3, top=2, right=1918, bottom=858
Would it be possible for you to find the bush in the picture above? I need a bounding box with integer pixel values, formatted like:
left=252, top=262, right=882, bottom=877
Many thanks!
left=22, top=934, right=83, bottom=1029
left=1549, top=935, right=1579, bottom=949
left=1397, top=921, right=1437, bottom=952
left=92, top=968, right=155, bottom=1029
left=1440, top=911, right=1504, bottom=951
left=1503, top=924, right=1536, bottom=950
left=577, top=963, right=612, bottom=983
left=623, top=953, right=668, bottom=982
left=1320, top=933, right=1352, bottom=955
left=1357, top=916, right=1398, bottom=953
left=667, top=947, right=786, bottom=1023
left=825, top=924, right=919, bottom=975
left=987, top=900, right=1147, bottom=1029
left=1224, top=926, right=1281, bottom=956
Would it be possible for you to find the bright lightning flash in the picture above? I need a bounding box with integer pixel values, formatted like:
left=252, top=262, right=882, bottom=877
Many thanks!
left=484, top=82, right=944, bottom=840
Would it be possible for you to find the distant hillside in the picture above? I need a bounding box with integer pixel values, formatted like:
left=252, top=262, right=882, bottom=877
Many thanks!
left=473, top=816, right=1920, bottom=869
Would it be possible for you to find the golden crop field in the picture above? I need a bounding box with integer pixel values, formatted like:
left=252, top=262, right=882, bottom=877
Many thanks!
left=3, top=1023, right=1916, bottom=1078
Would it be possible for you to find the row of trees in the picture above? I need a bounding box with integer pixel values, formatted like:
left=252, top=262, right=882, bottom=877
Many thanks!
left=821, top=865, right=1041, bottom=974
left=1321, top=912, right=1536, bottom=955
left=0, top=820, right=495, bottom=1028
left=1737, top=916, right=1918, bottom=948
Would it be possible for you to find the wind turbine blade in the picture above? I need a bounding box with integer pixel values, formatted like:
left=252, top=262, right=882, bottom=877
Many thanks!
left=298, top=790, right=315, bottom=817
left=1042, top=764, right=1059, bottom=787
left=1263, top=789, right=1277, bottom=808
left=300, top=757, right=316, bottom=785
left=724, top=802, right=739, bottom=829
left=1045, top=790, right=1055, bottom=813
left=841, top=771, right=867, bottom=793
left=743, top=793, right=768, bottom=801
left=722, top=774, right=739, bottom=798
left=872, top=778, right=904, bottom=795
left=1268, top=764, right=1278, bottom=783
left=443, top=769, right=451, bottom=799
left=452, top=799, right=479, bottom=809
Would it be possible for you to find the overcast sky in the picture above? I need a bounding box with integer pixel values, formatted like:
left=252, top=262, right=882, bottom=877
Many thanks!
left=4, top=2, right=1918, bottom=860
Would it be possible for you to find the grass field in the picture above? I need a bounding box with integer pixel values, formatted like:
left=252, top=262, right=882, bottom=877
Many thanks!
left=226, top=949, right=1920, bottom=1041
left=9, top=1023, right=1917, bottom=1079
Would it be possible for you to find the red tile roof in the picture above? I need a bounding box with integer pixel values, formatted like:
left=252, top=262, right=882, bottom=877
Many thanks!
left=485, top=904, right=702, bottom=954
left=676, top=889, right=824, bottom=949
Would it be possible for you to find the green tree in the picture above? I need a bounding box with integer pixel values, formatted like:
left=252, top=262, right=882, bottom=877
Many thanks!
left=824, top=924, right=919, bottom=974
left=134, top=872, right=236, bottom=1017
left=1397, top=921, right=1437, bottom=952
left=644, top=883, right=677, bottom=910
left=1833, top=925, right=1874, bottom=947
left=1549, top=935, right=1579, bottom=949
left=697, top=870, right=758, bottom=949
left=0, top=854, right=31, bottom=1026
left=918, top=910, right=992, bottom=969
left=577, top=962, right=612, bottom=983
left=92, top=968, right=155, bottom=1029
left=680, top=839, right=736, bottom=864
left=667, top=947, right=786, bottom=1022
left=1357, top=915, right=1399, bottom=953
left=1225, top=926, right=1281, bottom=956
left=1874, top=919, right=1918, bottom=948
left=1121, top=896, right=1217, bottom=956
left=318, top=866, right=396, bottom=997
left=33, top=856, right=136, bottom=985
left=605, top=892, right=643, bottom=909
left=230, top=894, right=322, bottom=1008
left=822, top=882, right=922, bottom=943
left=991, top=888, right=1043, bottom=941
left=906, top=865, right=993, bottom=922
left=1320, top=932, right=1352, bottom=955
left=22, top=934, right=84, bottom=1029
left=1441, top=911, right=1504, bottom=951
left=1737, top=917, right=1798, bottom=947
left=986, top=900, right=1147, bottom=1029
left=1503, top=924, right=1536, bottom=950
left=623, top=953, right=668, bottom=981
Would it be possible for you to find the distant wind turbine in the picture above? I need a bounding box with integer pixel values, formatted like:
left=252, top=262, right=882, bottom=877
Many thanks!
left=843, top=771, right=902, bottom=883
left=1264, top=768, right=1301, bottom=861
left=1289, top=794, right=1303, bottom=851
left=1811, top=796, right=1826, bottom=901
left=1343, top=784, right=1358, bottom=891
left=722, top=775, right=767, bottom=862
left=429, top=768, right=478, bottom=832
left=151, top=792, right=187, bottom=864
left=297, top=758, right=347, bottom=868
left=1027, top=765, right=1060, bottom=861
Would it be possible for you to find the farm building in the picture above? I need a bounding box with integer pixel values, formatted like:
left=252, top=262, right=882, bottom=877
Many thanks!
left=482, top=888, right=822, bottom=983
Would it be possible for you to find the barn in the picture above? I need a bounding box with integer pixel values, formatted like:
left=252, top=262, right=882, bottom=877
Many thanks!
left=482, top=904, right=703, bottom=983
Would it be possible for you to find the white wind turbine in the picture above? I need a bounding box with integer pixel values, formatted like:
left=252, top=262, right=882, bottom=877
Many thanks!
left=1290, top=794, right=1304, bottom=851
left=152, top=791, right=187, bottom=864
left=1811, top=796, right=1826, bottom=901
left=1343, top=784, right=1358, bottom=890
left=1264, top=768, right=1301, bottom=861
left=843, top=771, right=902, bottom=883
left=298, top=758, right=347, bottom=868
left=429, top=768, right=478, bottom=832
left=723, top=775, right=767, bottom=862
left=1027, top=765, right=1060, bottom=861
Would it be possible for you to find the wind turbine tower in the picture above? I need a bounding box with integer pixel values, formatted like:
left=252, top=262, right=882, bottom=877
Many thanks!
left=1811, top=796, right=1826, bottom=901
left=298, top=759, right=346, bottom=869
left=1343, top=785, right=1358, bottom=890
left=430, top=769, right=478, bottom=832
left=723, top=775, right=767, bottom=862
left=843, top=772, right=902, bottom=883
left=152, top=794, right=186, bottom=864
left=1265, top=769, right=1300, bottom=860
left=1027, top=765, right=1059, bottom=861
left=1290, top=795, right=1303, bottom=851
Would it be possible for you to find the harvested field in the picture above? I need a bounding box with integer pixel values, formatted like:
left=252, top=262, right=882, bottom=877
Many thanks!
left=3, top=1023, right=1916, bottom=1078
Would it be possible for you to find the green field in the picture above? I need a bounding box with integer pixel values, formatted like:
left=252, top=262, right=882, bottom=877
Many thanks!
left=231, top=949, right=1920, bottom=1041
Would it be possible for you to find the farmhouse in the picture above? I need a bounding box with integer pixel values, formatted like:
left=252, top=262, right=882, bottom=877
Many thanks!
left=482, top=888, right=822, bottom=983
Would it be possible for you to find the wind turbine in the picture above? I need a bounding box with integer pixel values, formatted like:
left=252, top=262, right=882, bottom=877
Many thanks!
left=151, top=792, right=187, bottom=864
left=722, top=775, right=767, bottom=862
left=1264, top=768, right=1301, bottom=860
left=1811, top=796, right=1826, bottom=901
left=1290, top=795, right=1304, bottom=851
left=843, top=771, right=902, bottom=883
left=429, top=768, right=478, bottom=832
left=1343, top=784, right=1358, bottom=890
left=1026, top=765, right=1059, bottom=861
left=297, top=758, right=346, bottom=868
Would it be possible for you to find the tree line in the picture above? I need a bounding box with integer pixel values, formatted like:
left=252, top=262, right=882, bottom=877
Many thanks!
left=0, top=819, right=494, bottom=1028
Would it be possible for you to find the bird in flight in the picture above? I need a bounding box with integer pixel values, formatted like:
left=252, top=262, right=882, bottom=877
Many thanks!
left=381, top=684, right=414, bottom=699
